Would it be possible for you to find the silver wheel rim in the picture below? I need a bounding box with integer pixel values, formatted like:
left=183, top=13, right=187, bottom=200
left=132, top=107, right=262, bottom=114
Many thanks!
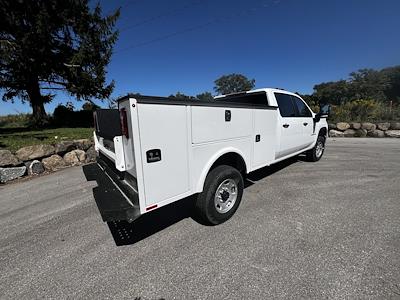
left=316, top=140, right=324, bottom=158
left=214, top=179, right=238, bottom=214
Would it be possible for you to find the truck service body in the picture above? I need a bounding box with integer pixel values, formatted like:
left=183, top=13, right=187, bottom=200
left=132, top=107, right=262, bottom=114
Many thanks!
left=90, top=88, right=329, bottom=225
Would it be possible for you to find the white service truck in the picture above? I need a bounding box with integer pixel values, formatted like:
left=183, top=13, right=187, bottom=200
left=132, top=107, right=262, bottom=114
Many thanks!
left=90, top=88, right=329, bottom=225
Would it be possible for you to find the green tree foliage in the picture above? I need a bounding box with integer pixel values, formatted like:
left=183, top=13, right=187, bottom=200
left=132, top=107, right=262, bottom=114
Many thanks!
left=313, top=80, right=351, bottom=105
left=196, top=92, right=214, bottom=101
left=214, top=73, right=255, bottom=95
left=349, top=69, right=390, bottom=101
left=0, top=0, right=120, bottom=125
left=82, top=101, right=100, bottom=111
left=168, top=92, right=196, bottom=100
left=381, top=66, right=400, bottom=103
left=312, top=66, right=400, bottom=105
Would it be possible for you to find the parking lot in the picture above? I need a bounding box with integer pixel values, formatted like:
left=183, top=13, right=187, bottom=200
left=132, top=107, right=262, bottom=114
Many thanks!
left=1, top=138, right=399, bottom=299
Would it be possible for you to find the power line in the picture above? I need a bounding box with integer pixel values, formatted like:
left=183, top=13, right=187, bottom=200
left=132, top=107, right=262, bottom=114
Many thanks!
left=115, top=0, right=281, bottom=53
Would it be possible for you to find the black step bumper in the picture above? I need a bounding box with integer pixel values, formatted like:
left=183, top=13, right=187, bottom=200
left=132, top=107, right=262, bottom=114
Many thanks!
left=83, top=161, right=140, bottom=222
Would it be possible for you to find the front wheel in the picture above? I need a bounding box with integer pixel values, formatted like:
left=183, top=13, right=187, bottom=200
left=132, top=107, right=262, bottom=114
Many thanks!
left=306, top=135, right=326, bottom=162
left=195, top=165, right=244, bottom=225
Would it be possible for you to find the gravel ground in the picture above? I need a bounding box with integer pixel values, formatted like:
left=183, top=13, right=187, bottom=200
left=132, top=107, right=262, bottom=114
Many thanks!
left=1, top=138, right=399, bottom=299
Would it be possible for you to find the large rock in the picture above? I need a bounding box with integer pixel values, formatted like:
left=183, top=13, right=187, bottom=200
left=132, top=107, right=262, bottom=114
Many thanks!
left=368, top=129, right=385, bottom=138
left=64, top=150, right=86, bottom=165
left=15, top=144, right=55, bottom=161
left=350, top=122, right=361, bottom=130
left=0, top=150, right=20, bottom=167
left=354, top=129, right=367, bottom=137
left=329, top=129, right=344, bottom=137
left=85, top=146, right=97, bottom=163
left=0, top=166, right=26, bottom=183
left=73, top=139, right=92, bottom=151
left=385, top=130, right=400, bottom=138
left=390, top=122, right=400, bottom=130
left=26, top=160, right=45, bottom=175
left=377, top=122, right=390, bottom=131
left=42, top=154, right=65, bottom=171
left=54, top=141, right=75, bottom=154
left=361, top=122, right=376, bottom=132
left=328, top=123, right=337, bottom=130
left=336, top=122, right=350, bottom=131
left=343, top=129, right=356, bottom=137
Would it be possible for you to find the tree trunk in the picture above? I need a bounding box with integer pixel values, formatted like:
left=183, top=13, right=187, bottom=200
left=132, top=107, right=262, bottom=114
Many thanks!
left=27, top=80, right=47, bottom=126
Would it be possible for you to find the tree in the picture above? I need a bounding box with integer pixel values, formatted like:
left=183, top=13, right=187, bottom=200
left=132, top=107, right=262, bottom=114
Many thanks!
left=82, top=101, right=100, bottom=111
left=214, top=73, right=255, bottom=95
left=0, top=0, right=119, bottom=125
left=348, top=69, right=389, bottom=102
left=378, top=66, right=400, bottom=103
left=168, top=92, right=195, bottom=100
left=313, top=80, right=351, bottom=105
left=196, top=92, right=213, bottom=101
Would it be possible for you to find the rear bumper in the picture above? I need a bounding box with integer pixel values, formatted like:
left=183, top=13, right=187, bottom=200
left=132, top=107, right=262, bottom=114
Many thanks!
left=83, top=158, right=140, bottom=222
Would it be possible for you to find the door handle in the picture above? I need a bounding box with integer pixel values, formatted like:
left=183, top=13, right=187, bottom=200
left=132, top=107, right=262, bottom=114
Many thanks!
left=303, top=122, right=308, bottom=126
left=283, top=124, right=289, bottom=128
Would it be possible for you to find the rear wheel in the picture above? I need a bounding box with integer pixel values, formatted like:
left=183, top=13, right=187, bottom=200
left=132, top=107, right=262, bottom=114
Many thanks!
left=195, top=165, right=244, bottom=225
left=306, top=135, right=326, bottom=162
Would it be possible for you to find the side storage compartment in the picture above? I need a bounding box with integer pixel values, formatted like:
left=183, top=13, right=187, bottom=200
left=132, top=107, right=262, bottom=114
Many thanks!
left=191, top=106, right=253, bottom=144
left=136, top=103, right=190, bottom=207
left=252, top=109, right=278, bottom=169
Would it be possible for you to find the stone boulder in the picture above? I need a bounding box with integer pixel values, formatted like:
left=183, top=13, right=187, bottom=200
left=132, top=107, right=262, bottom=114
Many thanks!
left=73, top=139, right=92, bottom=151
left=329, top=129, right=344, bottom=137
left=390, top=122, right=400, bottom=130
left=343, top=129, right=356, bottom=137
left=368, top=129, right=385, bottom=138
left=0, top=150, right=20, bottom=167
left=26, top=160, right=45, bottom=175
left=64, top=150, right=86, bottom=165
left=377, top=122, right=390, bottom=131
left=85, top=146, right=97, bottom=163
left=385, top=130, right=400, bottom=138
left=354, top=129, right=367, bottom=137
left=328, top=123, right=337, bottom=130
left=42, top=155, right=65, bottom=171
left=361, top=122, right=376, bottom=132
left=54, top=141, right=75, bottom=155
left=336, top=122, right=350, bottom=131
left=0, top=166, right=26, bottom=183
left=350, top=122, right=361, bottom=130
left=15, top=144, right=55, bottom=161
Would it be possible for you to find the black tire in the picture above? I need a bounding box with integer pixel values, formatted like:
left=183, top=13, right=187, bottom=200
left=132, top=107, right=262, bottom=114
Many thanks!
left=195, top=165, right=244, bottom=225
left=306, top=135, right=326, bottom=162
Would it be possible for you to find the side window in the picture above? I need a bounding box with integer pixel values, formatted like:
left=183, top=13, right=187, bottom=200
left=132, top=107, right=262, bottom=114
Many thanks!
left=275, top=93, right=296, bottom=117
left=292, top=96, right=312, bottom=117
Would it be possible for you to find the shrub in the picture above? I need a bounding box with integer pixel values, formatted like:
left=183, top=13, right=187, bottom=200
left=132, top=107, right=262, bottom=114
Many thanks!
left=330, top=99, right=393, bottom=122
left=52, top=104, right=93, bottom=127
left=0, top=113, right=31, bottom=128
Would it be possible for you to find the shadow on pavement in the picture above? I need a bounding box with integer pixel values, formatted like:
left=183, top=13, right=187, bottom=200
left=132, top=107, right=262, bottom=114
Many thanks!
left=83, top=156, right=303, bottom=246
left=106, top=197, right=195, bottom=246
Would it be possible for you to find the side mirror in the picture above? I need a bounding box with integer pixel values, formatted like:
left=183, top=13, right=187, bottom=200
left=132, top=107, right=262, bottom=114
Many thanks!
left=315, top=104, right=330, bottom=122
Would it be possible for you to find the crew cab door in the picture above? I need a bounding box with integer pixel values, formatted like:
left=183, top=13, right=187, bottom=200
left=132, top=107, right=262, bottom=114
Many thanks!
left=275, top=93, right=304, bottom=158
left=291, top=95, right=314, bottom=148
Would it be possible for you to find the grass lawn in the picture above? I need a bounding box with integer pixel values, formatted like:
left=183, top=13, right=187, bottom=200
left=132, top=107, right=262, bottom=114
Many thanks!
left=0, top=127, right=94, bottom=152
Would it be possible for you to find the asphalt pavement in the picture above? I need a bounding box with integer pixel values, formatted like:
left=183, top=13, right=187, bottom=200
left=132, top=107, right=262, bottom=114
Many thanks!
left=1, top=138, right=400, bottom=299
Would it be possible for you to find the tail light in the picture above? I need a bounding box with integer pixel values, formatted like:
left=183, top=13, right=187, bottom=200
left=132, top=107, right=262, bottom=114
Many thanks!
left=120, top=108, right=129, bottom=138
